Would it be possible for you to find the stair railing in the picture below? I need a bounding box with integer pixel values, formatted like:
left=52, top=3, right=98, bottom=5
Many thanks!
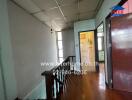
left=41, top=56, right=76, bottom=100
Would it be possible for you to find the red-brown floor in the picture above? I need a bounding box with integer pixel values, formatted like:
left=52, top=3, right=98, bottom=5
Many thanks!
left=60, top=64, right=132, bottom=100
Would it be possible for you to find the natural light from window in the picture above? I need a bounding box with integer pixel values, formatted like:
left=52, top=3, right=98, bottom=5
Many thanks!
left=57, top=31, right=63, bottom=63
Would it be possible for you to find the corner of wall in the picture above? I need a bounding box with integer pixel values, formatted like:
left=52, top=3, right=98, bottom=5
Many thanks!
left=0, top=0, right=17, bottom=99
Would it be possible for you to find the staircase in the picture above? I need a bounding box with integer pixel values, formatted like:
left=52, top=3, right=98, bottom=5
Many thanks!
left=41, top=56, right=76, bottom=100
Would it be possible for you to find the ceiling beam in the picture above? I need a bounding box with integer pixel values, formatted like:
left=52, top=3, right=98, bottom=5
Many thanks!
left=54, top=0, right=67, bottom=22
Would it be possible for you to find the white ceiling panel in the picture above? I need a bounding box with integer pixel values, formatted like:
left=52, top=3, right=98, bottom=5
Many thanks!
left=66, top=14, right=78, bottom=22
left=33, top=12, right=51, bottom=22
left=79, top=12, right=94, bottom=20
left=32, top=0, right=58, bottom=11
left=44, top=21, right=52, bottom=27
left=13, top=0, right=40, bottom=13
left=51, top=20, right=62, bottom=31
left=79, top=6, right=95, bottom=13
left=61, top=4, right=78, bottom=16
left=79, top=0, right=98, bottom=7
left=79, top=0, right=99, bottom=13
left=54, top=18, right=65, bottom=25
left=53, top=18, right=66, bottom=29
left=56, top=0, right=77, bottom=6
left=46, top=8, right=64, bottom=20
left=12, top=0, right=103, bottom=30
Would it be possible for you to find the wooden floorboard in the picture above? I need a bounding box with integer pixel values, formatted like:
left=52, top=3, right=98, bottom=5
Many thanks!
left=60, top=65, right=132, bottom=100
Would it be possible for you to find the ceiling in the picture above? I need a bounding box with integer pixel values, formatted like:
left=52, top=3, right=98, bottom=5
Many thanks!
left=12, top=0, right=104, bottom=31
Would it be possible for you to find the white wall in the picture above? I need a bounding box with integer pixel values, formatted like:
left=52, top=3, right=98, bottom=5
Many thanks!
left=0, top=0, right=17, bottom=99
left=74, top=19, right=95, bottom=71
left=8, top=1, right=57, bottom=99
left=95, top=0, right=121, bottom=83
left=0, top=52, right=5, bottom=100
left=62, top=29, right=75, bottom=59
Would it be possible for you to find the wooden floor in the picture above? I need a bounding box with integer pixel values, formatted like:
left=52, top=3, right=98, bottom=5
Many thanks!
left=60, top=64, right=132, bottom=100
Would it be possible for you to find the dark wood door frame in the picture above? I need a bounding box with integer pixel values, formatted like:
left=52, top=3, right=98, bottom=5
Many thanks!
left=105, top=14, right=113, bottom=88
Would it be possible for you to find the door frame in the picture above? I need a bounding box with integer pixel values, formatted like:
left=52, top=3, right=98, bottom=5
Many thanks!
left=96, top=22, right=107, bottom=82
left=78, top=30, right=97, bottom=72
left=105, top=14, right=113, bottom=88
left=96, top=22, right=105, bottom=63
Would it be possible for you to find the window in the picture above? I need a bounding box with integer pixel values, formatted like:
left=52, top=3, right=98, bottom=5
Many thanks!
left=57, top=31, right=63, bottom=63
left=98, top=37, right=103, bottom=51
left=57, top=32, right=62, bottom=40
left=58, top=41, right=63, bottom=49
left=97, top=23, right=104, bottom=62
left=97, top=24, right=104, bottom=51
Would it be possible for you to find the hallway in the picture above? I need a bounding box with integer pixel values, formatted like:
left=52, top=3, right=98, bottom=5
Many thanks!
left=61, top=69, right=132, bottom=100
left=1, top=0, right=132, bottom=99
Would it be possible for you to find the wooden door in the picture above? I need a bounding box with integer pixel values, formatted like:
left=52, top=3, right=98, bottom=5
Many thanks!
left=111, top=13, right=132, bottom=92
